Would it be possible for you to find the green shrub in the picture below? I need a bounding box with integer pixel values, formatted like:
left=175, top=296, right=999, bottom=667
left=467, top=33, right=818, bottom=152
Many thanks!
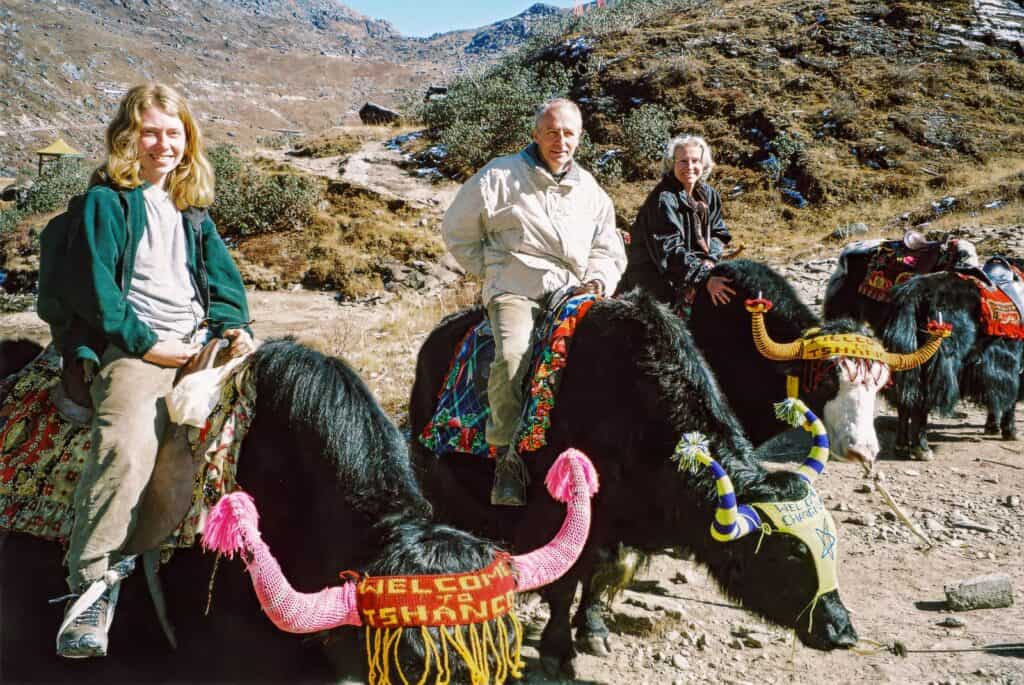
left=622, top=104, right=672, bottom=176
left=418, top=60, right=573, bottom=171
left=770, top=131, right=807, bottom=175
left=25, top=159, right=89, bottom=214
left=575, top=132, right=624, bottom=185
left=544, top=0, right=705, bottom=39
left=0, top=207, right=23, bottom=235
left=209, top=144, right=319, bottom=236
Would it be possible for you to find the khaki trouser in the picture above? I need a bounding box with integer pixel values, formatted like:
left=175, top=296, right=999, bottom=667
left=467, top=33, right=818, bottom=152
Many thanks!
left=485, top=293, right=543, bottom=448
left=65, top=346, right=177, bottom=590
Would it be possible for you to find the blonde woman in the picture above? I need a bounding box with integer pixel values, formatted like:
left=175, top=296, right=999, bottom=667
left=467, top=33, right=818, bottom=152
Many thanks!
left=619, top=134, right=734, bottom=313
left=43, top=83, right=252, bottom=658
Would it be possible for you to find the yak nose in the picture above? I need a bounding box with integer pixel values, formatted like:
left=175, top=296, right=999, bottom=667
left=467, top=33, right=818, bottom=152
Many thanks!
left=826, top=622, right=859, bottom=649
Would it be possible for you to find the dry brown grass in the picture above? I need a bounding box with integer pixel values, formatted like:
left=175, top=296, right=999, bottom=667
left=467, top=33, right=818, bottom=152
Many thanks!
left=289, top=127, right=378, bottom=158
left=292, top=282, right=478, bottom=419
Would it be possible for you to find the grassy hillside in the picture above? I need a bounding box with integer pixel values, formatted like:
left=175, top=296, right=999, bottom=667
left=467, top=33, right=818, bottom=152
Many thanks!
left=421, top=0, right=1024, bottom=259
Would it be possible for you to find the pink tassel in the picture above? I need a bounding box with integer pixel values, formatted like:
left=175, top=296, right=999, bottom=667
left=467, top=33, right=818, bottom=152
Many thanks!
left=545, top=448, right=599, bottom=503
left=202, top=491, right=259, bottom=559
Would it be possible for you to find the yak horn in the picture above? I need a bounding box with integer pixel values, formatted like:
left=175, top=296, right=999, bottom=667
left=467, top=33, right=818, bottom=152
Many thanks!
left=880, top=320, right=953, bottom=372
left=774, top=398, right=830, bottom=485
left=745, top=298, right=803, bottom=361
left=511, top=448, right=599, bottom=592
left=672, top=434, right=761, bottom=542
left=202, top=492, right=361, bottom=633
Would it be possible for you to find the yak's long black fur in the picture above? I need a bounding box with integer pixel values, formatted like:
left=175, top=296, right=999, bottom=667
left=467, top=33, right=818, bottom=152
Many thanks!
left=883, top=271, right=1023, bottom=450
left=410, top=289, right=856, bottom=675
left=0, top=338, right=43, bottom=381
left=1, top=337, right=508, bottom=684
left=689, top=259, right=871, bottom=445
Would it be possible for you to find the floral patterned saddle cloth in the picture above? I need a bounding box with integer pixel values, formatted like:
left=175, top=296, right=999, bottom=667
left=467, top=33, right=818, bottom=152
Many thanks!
left=0, top=345, right=254, bottom=551
left=418, top=292, right=597, bottom=458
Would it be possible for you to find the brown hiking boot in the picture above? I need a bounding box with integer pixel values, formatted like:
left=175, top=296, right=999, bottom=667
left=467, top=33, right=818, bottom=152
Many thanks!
left=490, top=446, right=528, bottom=506
left=57, top=589, right=112, bottom=658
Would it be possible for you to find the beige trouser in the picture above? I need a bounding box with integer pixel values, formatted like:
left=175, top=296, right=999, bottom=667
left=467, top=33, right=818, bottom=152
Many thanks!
left=65, top=346, right=177, bottom=590
left=485, top=293, right=543, bottom=449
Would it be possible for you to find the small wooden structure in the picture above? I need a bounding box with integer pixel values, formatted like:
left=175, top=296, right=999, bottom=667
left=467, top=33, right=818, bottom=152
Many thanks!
left=36, top=138, right=83, bottom=174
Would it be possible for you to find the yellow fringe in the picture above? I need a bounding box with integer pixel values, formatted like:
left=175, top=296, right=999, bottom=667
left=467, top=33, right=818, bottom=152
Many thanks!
left=364, top=612, right=527, bottom=685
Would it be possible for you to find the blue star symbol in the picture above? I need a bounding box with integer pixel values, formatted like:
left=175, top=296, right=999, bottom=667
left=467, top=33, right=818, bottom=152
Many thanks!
left=816, top=520, right=836, bottom=561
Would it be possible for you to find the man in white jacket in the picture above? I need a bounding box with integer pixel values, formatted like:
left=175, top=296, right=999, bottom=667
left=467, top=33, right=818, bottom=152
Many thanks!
left=442, top=98, right=626, bottom=505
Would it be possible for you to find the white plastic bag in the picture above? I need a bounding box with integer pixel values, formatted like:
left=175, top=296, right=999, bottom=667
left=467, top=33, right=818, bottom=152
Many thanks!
left=166, top=354, right=248, bottom=427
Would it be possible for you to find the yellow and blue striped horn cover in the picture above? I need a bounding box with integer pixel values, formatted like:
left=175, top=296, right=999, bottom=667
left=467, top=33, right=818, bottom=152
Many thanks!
left=671, top=433, right=761, bottom=542
left=773, top=397, right=829, bottom=484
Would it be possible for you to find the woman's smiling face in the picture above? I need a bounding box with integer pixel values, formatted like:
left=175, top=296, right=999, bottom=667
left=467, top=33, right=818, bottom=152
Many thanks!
left=673, top=143, right=705, bottom=192
left=137, top=106, right=185, bottom=187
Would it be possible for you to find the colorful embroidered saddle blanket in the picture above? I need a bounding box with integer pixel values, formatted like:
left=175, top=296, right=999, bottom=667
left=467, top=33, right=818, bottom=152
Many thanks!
left=419, top=293, right=597, bottom=457
left=967, top=258, right=1024, bottom=339
left=855, top=237, right=961, bottom=302
left=0, top=346, right=254, bottom=551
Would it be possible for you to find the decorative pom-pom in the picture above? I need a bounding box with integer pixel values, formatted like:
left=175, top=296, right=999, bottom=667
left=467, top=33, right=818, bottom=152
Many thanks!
left=671, top=432, right=709, bottom=473
left=545, top=448, right=599, bottom=503
left=773, top=397, right=809, bottom=428
left=202, top=491, right=259, bottom=558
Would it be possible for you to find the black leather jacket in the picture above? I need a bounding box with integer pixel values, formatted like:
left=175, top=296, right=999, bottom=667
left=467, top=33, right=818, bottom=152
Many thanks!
left=620, top=174, right=730, bottom=305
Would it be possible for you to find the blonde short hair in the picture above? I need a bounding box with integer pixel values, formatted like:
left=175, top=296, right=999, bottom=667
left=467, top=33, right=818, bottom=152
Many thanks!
left=663, top=134, right=715, bottom=179
left=103, top=83, right=215, bottom=209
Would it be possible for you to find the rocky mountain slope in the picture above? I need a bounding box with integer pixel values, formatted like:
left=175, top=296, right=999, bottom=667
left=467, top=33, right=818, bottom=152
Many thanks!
left=0, top=0, right=565, bottom=172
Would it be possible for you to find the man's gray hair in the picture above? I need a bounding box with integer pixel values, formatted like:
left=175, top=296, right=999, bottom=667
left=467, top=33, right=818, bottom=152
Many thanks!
left=533, top=98, right=583, bottom=131
left=663, top=134, right=715, bottom=178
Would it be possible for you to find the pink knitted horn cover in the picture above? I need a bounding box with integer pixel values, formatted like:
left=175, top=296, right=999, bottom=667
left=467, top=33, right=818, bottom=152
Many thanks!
left=511, top=448, right=599, bottom=592
left=202, top=491, right=361, bottom=633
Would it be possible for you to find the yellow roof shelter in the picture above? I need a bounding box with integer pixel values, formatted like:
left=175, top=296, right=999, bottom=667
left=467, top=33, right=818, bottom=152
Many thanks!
left=37, top=137, right=84, bottom=173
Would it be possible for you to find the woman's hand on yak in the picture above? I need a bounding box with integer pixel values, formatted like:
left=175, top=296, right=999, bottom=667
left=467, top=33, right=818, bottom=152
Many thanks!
left=143, top=339, right=202, bottom=368
left=706, top=275, right=736, bottom=306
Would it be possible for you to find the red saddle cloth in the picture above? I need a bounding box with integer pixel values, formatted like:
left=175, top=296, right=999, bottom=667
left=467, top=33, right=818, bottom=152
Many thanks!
left=857, top=240, right=956, bottom=302
left=0, top=346, right=253, bottom=549
left=961, top=266, right=1024, bottom=339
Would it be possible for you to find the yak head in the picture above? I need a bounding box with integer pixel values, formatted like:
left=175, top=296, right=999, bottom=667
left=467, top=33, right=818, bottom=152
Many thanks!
left=746, top=299, right=950, bottom=464
left=670, top=408, right=857, bottom=650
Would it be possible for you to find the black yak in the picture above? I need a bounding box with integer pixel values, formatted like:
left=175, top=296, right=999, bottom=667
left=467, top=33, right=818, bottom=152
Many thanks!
left=410, top=290, right=859, bottom=677
left=823, top=232, right=979, bottom=335
left=881, top=263, right=1024, bottom=460
left=689, top=259, right=947, bottom=463
left=0, top=339, right=592, bottom=684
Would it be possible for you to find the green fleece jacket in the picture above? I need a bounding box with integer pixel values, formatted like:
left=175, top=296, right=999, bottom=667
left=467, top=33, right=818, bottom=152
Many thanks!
left=39, top=183, right=250, bottom=364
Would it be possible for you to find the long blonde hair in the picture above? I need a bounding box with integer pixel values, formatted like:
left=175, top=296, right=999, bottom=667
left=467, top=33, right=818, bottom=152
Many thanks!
left=102, top=83, right=214, bottom=209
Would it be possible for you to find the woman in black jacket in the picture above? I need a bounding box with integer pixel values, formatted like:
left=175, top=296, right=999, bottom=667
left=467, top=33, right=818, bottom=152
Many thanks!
left=620, top=134, right=735, bottom=314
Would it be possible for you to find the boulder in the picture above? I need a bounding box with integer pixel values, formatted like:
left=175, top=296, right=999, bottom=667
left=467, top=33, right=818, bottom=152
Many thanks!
left=944, top=573, right=1014, bottom=611
left=359, top=102, right=400, bottom=126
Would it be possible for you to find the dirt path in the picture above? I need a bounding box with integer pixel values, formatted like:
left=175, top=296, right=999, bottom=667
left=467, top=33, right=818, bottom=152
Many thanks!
left=259, top=134, right=459, bottom=211
left=341, top=139, right=459, bottom=210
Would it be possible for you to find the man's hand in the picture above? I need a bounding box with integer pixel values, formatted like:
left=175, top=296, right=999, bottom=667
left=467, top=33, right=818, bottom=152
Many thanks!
left=223, top=328, right=255, bottom=359
left=706, top=275, right=736, bottom=306
left=572, top=280, right=604, bottom=297
left=143, top=340, right=201, bottom=368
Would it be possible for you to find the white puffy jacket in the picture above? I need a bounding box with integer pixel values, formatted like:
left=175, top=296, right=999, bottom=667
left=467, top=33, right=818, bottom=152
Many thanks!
left=442, top=145, right=626, bottom=304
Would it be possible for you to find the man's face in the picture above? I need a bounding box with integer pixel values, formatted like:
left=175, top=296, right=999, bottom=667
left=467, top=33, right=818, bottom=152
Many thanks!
left=532, top=105, right=582, bottom=174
